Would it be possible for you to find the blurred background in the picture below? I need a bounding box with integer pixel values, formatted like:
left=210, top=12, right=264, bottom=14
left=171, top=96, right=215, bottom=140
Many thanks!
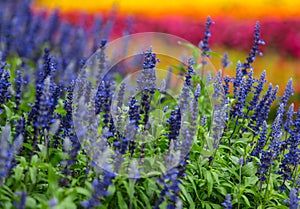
left=34, top=0, right=300, bottom=102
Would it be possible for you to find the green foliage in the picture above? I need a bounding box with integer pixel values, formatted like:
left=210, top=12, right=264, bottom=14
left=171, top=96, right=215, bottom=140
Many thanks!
left=0, top=49, right=298, bottom=209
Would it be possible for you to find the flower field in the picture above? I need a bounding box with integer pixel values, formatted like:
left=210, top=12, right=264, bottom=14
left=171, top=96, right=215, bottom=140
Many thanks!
left=34, top=0, right=300, bottom=100
left=0, top=0, right=299, bottom=209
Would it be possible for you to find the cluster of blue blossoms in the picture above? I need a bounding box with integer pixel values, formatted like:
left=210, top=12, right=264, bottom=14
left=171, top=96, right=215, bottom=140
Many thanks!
left=0, top=0, right=299, bottom=209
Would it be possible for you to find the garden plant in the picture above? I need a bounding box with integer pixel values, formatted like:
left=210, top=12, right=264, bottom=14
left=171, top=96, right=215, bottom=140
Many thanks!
left=0, top=0, right=299, bottom=209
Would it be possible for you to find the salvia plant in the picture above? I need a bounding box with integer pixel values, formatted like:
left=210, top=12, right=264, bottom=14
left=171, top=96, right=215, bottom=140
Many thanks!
left=0, top=0, right=299, bottom=209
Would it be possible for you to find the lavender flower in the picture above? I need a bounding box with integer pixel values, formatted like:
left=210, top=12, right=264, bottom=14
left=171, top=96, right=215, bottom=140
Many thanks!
left=14, top=191, right=27, bottom=209
left=200, top=115, right=207, bottom=127
left=222, top=76, right=231, bottom=96
left=166, top=108, right=181, bottom=143
left=0, top=60, right=11, bottom=110
left=250, top=120, right=268, bottom=159
left=222, top=194, right=232, bottom=209
left=156, top=167, right=182, bottom=209
left=222, top=52, right=231, bottom=69
left=269, top=104, right=284, bottom=140
left=44, top=10, right=60, bottom=43
left=138, top=47, right=158, bottom=93
left=14, top=117, right=25, bottom=140
left=135, top=48, right=159, bottom=127
left=96, top=39, right=108, bottom=80
left=0, top=124, right=11, bottom=181
left=35, top=77, right=53, bottom=130
left=128, top=97, right=141, bottom=128
left=81, top=171, right=116, bottom=208
left=92, top=16, right=103, bottom=52
left=0, top=124, right=23, bottom=182
left=284, top=188, right=300, bottom=209
left=119, top=135, right=130, bottom=155
left=42, top=48, right=57, bottom=79
left=179, top=82, right=192, bottom=114
left=248, top=70, right=266, bottom=111
left=127, top=98, right=140, bottom=156
left=251, top=84, right=278, bottom=134
left=257, top=129, right=282, bottom=181
left=157, top=119, right=193, bottom=208
left=58, top=23, right=72, bottom=55
left=184, top=58, right=195, bottom=87
left=62, top=85, right=74, bottom=137
left=251, top=83, right=273, bottom=120
left=242, top=21, right=265, bottom=75
left=116, top=82, right=126, bottom=130
left=210, top=71, right=228, bottom=149
left=28, top=48, right=57, bottom=138
left=140, top=89, right=151, bottom=125
left=284, top=103, right=294, bottom=134
left=280, top=78, right=294, bottom=110
left=231, top=69, right=254, bottom=118
left=199, top=16, right=214, bottom=60
left=205, top=71, right=214, bottom=85
left=233, top=61, right=243, bottom=99
left=60, top=85, right=81, bottom=173
left=279, top=107, right=300, bottom=182
left=48, top=198, right=59, bottom=208
left=14, top=70, right=22, bottom=111
left=194, top=83, right=201, bottom=99
left=95, top=80, right=114, bottom=128
left=213, top=70, right=224, bottom=101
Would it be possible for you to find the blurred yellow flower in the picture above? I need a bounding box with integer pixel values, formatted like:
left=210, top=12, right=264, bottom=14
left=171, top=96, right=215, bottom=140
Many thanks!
left=35, top=0, right=300, bottom=19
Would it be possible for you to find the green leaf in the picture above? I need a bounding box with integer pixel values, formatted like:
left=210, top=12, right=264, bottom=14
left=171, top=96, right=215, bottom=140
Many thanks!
left=257, top=205, right=263, bottom=209
left=200, top=149, right=214, bottom=157
left=206, top=51, right=222, bottom=58
left=22, top=143, right=33, bottom=151
left=215, top=186, right=227, bottom=196
left=244, top=176, right=258, bottom=187
left=146, top=171, right=161, bottom=177
left=107, top=184, right=116, bottom=196
left=242, top=162, right=257, bottom=177
left=145, top=179, right=157, bottom=197
left=0, top=185, right=14, bottom=197
left=139, top=190, right=152, bottom=209
left=117, top=191, right=128, bottom=209
left=18, top=156, right=27, bottom=167
left=204, top=170, right=213, bottom=197
left=75, top=187, right=90, bottom=197
left=48, top=165, right=58, bottom=194
left=3, top=105, right=12, bottom=119
left=25, top=196, right=37, bottom=209
left=180, top=184, right=195, bottom=209
left=31, top=155, right=39, bottom=165
left=212, top=171, right=220, bottom=185
left=57, top=196, right=77, bottom=209
left=29, top=167, right=37, bottom=184
left=187, top=175, right=200, bottom=200
left=205, top=202, right=212, bottom=209
left=209, top=203, right=223, bottom=209
left=14, top=165, right=24, bottom=182
left=230, top=156, right=239, bottom=165
left=37, top=144, right=47, bottom=160
left=242, top=195, right=251, bottom=207
left=244, top=189, right=256, bottom=196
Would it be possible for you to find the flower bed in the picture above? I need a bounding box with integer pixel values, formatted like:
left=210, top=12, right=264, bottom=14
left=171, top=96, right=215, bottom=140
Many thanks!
left=0, top=1, right=299, bottom=209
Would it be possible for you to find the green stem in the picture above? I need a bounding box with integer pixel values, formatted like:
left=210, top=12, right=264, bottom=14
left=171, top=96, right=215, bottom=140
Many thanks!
left=201, top=58, right=205, bottom=81
left=228, top=116, right=238, bottom=147
left=238, top=163, right=242, bottom=209
left=263, top=167, right=272, bottom=207
left=292, top=164, right=298, bottom=187
left=233, top=109, right=249, bottom=139
left=129, top=178, right=136, bottom=209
